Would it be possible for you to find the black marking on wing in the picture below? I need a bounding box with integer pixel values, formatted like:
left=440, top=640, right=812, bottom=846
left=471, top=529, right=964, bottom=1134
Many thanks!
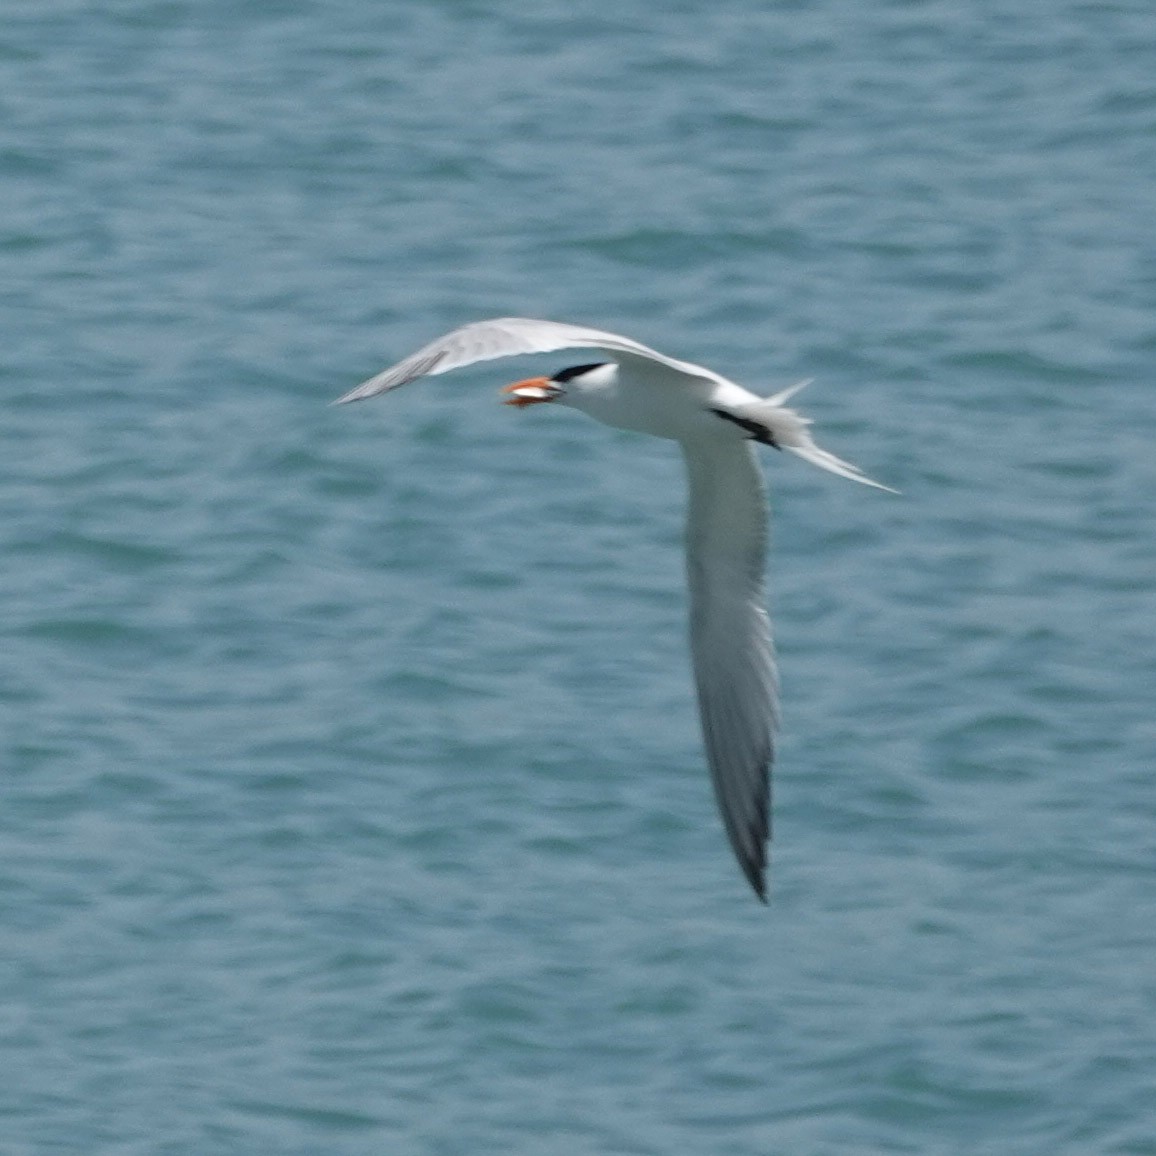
left=709, top=408, right=781, bottom=449
left=552, top=362, right=610, bottom=383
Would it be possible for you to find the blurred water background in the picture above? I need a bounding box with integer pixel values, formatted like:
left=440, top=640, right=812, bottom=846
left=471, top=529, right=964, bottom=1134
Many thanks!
left=2, top=1, right=1155, bottom=1152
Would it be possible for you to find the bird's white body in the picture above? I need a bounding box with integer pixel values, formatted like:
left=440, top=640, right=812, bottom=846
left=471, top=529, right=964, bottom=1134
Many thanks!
left=336, top=317, right=893, bottom=900
left=554, top=361, right=719, bottom=441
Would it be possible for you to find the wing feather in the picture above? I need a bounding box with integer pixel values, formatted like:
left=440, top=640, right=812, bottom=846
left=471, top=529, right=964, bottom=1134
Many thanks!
left=334, top=317, right=720, bottom=403
left=682, top=438, right=778, bottom=901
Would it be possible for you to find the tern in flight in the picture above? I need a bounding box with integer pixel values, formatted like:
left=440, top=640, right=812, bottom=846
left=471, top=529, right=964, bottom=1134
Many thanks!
left=336, top=318, right=894, bottom=900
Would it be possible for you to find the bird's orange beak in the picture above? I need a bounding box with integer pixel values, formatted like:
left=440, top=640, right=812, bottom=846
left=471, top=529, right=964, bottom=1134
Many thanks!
left=501, top=376, right=563, bottom=407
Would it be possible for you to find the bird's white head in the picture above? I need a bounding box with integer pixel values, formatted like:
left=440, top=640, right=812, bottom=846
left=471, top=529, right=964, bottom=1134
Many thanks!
left=501, top=361, right=616, bottom=408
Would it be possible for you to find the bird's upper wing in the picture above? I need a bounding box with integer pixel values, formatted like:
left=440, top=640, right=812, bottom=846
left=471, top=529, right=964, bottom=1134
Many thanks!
left=682, top=436, right=777, bottom=901
left=334, top=317, right=721, bottom=404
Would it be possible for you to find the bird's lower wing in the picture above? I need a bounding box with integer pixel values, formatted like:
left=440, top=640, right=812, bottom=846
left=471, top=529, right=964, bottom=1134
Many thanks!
left=682, top=438, right=778, bottom=901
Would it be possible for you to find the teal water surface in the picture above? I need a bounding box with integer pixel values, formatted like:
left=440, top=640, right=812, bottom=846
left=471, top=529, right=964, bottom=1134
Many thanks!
left=2, top=1, right=1156, bottom=1152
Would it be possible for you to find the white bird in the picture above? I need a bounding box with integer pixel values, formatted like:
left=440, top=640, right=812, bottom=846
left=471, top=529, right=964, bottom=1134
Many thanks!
left=336, top=317, right=894, bottom=901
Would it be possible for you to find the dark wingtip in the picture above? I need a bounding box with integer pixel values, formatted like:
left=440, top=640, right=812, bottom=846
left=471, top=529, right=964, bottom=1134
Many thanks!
left=752, top=828, right=770, bottom=902
left=752, top=873, right=768, bottom=904
left=740, top=855, right=768, bottom=904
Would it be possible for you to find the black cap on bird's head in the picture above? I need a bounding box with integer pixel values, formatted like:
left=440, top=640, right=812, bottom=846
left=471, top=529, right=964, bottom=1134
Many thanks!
left=551, top=362, right=610, bottom=383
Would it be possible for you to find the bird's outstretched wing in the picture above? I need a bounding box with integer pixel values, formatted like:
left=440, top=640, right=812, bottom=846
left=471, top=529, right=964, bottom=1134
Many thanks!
left=334, top=317, right=720, bottom=404
left=682, top=437, right=777, bottom=901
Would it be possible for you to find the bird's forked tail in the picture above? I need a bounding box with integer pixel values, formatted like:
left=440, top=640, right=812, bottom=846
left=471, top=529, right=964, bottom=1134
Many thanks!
left=740, top=380, right=898, bottom=493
